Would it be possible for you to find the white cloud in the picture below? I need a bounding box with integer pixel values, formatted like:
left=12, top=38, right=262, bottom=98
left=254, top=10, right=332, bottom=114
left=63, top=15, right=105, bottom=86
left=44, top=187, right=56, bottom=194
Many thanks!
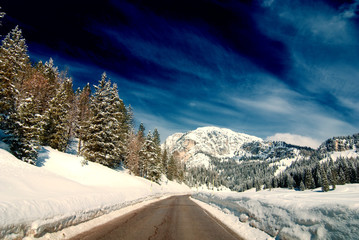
left=341, top=0, right=359, bottom=19
left=266, top=133, right=321, bottom=149
left=234, top=96, right=294, bottom=114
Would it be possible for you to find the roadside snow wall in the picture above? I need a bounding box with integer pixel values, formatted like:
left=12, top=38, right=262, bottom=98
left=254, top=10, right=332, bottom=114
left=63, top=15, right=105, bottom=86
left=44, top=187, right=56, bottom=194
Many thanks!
left=192, top=188, right=359, bottom=240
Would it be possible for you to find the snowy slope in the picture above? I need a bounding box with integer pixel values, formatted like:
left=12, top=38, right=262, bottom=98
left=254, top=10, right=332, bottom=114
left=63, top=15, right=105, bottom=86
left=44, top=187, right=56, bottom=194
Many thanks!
left=193, top=186, right=359, bottom=240
left=0, top=147, right=190, bottom=239
left=163, top=126, right=262, bottom=167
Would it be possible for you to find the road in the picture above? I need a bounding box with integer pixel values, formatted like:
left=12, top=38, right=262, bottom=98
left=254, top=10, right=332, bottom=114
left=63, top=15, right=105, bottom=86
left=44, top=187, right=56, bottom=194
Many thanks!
left=69, top=195, right=243, bottom=240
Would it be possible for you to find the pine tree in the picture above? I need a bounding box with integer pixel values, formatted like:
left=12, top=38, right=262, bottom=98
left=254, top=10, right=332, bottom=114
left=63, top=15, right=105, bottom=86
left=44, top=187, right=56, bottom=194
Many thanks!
left=82, top=73, right=125, bottom=168
left=304, top=169, right=315, bottom=189
left=300, top=181, right=306, bottom=191
left=82, top=73, right=114, bottom=166
left=287, top=174, right=295, bottom=189
left=338, top=168, right=346, bottom=185
left=140, top=131, right=162, bottom=182
left=77, top=83, right=91, bottom=154
left=0, top=26, right=29, bottom=129
left=110, top=83, right=129, bottom=164
left=167, top=155, right=177, bottom=181
left=152, top=128, right=163, bottom=172
left=10, top=96, right=39, bottom=164
left=162, top=148, right=168, bottom=176
left=320, top=165, right=330, bottom=192
left=41, top=79, right=72, bottom=152
left=138, top=123, right=146, bottom=139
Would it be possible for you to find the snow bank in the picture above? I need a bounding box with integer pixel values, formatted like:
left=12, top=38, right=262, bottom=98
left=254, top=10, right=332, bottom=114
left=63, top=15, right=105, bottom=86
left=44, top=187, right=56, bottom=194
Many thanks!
left=190, top=197, right=274, bottom=240
left=0, top=147, right=190, bottom=239
left=192, top=186, right=359, bottom=240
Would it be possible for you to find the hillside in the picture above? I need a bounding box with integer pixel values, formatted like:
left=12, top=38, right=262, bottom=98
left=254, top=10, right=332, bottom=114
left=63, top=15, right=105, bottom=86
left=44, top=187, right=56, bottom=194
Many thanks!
left=0, top=145, right=190, bottom=239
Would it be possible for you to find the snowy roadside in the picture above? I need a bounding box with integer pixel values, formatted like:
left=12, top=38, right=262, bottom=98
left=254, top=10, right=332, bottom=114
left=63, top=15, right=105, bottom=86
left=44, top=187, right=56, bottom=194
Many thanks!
left=0, top=147, right=191, bottom=240
left=190, top=197, right=274, bottom=240
left=192, top=186, right=359, bottom=240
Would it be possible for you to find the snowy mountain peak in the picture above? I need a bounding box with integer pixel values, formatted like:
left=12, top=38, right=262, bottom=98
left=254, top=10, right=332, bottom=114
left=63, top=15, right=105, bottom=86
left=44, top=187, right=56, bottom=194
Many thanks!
left=163, top=126, right=262, bottom=167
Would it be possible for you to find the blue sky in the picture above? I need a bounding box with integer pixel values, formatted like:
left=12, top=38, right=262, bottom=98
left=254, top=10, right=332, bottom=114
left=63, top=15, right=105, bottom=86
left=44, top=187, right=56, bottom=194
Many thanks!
left=1, top=0, right=359, bottom=147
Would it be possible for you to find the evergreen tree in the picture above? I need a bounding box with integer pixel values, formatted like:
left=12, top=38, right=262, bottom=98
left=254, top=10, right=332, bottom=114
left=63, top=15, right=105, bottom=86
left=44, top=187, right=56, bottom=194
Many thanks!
left=140, top=131, right=162, bottom=182
left=10, top=96, right=39, bottom=164
left=41, top=79, right=72, bottom=152
left=0, top=26, right=29, bottom=129
left=304, top=169, right=315, bottom=189
left=82, top=73, right=124, bottom=168
left=138, top=123, right=146, bottom=139
left=152, top=128, right=163, bottom=172
left=338, top=168, right=346, bottom=185
left=300, top=181, right=306, bottom=191
left=167, top=155, right=177, bottom=181
left=162, top=148, right=168, bottom=175
left=77, top=83, right=91, bottom=154
left=137, top=123, right=146, bottom=177
left=110, top=83, right=129, bottom=163
left=320, top=165, right=330, bottom=192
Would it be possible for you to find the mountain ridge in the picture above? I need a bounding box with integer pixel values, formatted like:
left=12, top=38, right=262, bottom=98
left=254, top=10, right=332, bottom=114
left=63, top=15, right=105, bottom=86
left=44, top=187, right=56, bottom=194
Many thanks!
left=162, top=126, right=262, bottom=168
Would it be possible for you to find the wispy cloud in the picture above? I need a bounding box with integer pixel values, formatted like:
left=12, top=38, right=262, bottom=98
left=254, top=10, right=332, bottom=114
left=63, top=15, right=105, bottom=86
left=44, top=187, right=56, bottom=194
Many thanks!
left=266, top=133, right=321, bottom=149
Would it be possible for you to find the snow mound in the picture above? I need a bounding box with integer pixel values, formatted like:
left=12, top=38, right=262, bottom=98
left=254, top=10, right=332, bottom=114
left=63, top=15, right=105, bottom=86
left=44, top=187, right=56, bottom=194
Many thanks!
left=193, top=186, right=359, bottom=240
left=0, top=147, right=190, bottom=239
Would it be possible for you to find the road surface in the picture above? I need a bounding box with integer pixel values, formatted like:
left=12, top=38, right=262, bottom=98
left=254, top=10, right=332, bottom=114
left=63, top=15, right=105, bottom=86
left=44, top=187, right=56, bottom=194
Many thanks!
left=70, top=195, right=243, bottom=240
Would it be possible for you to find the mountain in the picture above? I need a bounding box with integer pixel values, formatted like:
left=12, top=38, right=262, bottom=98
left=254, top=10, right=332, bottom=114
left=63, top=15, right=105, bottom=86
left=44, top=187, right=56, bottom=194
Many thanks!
left=164, top=127, right=359, bottom=191
left=162, top=126, right=262, bottom=168
left=162, top=126, right=310, bottom=168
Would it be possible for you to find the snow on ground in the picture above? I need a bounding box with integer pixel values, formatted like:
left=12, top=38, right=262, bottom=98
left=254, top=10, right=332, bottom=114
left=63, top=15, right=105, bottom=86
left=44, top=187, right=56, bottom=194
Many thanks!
left=269, top=157, right=298, bottom=176
left=322, top=149, right=359, bottom=163
left=0, top=146, right=190, bottom=239
left=190, top=197, right=274, bottom=240
left=192, top=186, right=359, bottom=240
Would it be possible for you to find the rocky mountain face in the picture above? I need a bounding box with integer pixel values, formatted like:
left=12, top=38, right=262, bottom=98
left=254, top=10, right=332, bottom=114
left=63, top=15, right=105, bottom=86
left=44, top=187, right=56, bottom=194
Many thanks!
left=162, top=126, right=263, bottom=168
left=162, top=126, right=309, bottom=168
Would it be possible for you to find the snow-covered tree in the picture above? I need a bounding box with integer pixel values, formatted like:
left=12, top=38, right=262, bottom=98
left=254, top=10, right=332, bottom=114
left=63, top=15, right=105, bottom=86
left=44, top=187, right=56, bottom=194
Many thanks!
left=320, top=165, right=330, bottom=192
left=300, top=181, right=305, bottom=191
left=140, top=131, right=162, bottom=182
left=161, top=148, right=168, bottom=175
left=110, top=83, right=130, bottom=163
left=0, top=26, right=29, bottom=129
left=304, top=169, right=315, bottom=189
left=40, top=79, right=72, bottom=152
left=10, top=96, right=39, bottom=164
left=76, top=83, right=91, bottom=154
left=82, top=73, right=128, bottom=168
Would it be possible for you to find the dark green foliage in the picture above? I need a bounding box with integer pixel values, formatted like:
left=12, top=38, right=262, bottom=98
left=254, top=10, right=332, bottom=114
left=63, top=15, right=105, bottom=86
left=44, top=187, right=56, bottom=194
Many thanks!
left=139, top=131, right=162, bottom=182
left=300, top=181, right=305, bottom=191
left=320, top=165, right=330, bottom=192
left=40, top=80, right=72, bottom=152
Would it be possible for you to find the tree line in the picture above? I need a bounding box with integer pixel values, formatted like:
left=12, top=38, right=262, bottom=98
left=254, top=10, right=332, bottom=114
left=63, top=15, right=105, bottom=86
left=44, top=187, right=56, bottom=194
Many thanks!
left=0, top=17, right=183, bottom=183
